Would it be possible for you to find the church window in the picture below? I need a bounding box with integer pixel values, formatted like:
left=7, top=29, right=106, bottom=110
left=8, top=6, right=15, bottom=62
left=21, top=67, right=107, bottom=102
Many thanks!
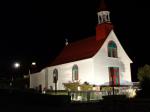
left=53, top=69, right=58, bottom=83
left=108, top=41, right=117, bottom=58
left=109, top=67, right=120, bottom=86
left=72, top=65, right=78, bottom=81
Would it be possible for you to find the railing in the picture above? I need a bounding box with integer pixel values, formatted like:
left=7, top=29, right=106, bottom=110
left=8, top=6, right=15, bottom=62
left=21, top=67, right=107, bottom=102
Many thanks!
left=68, top=91, right=103, bottom=101
left=46, top=86, right=137, bottom=101
left=46, top=90, right=103, bottom=101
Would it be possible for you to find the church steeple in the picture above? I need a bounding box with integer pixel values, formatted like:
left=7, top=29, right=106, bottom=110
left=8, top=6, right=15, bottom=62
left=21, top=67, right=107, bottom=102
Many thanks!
left=97, top=0, right=110, bottom=24
left=96, top=0, right=113, bottom=41
left=98, top=0, right=108, bottom=11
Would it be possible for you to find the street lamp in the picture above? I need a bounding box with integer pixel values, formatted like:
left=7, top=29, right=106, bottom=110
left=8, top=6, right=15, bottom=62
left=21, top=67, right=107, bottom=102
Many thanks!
left=23, top=62, right=36, bottom=88
left=23, top=62, right=36, bottom=78
left=29, top=62, right=36, bottom=75
left=31, top=62, right=36, bottom=66
left=29, top=62, right=37, bottom=88
left=10, top=62, right=20, bottom=87
left=14, top=62, right=20, bottom=69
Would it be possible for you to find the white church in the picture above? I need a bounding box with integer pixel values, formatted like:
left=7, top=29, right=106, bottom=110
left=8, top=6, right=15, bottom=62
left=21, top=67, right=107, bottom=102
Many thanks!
left=30, top=0, right=133, bottom=91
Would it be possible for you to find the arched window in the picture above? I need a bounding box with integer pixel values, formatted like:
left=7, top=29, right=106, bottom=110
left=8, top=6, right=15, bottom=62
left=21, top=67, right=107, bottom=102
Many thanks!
left=108, top=41, right=117, bottom=58
left=72, top=65, right=78, bottom=81
left=53, top=69, right=58, bottom=83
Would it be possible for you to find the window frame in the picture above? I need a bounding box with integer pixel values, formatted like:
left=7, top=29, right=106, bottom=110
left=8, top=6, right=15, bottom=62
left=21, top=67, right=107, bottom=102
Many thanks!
left=53, top=69, right=58, bottom=83
left=108, top=41, right=118, bottom=58
left=72, top=65, right=78, bottom=81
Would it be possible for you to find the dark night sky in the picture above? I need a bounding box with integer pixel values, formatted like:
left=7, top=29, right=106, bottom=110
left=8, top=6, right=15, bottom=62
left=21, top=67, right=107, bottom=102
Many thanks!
left=0, top=0, right=150, bottom=81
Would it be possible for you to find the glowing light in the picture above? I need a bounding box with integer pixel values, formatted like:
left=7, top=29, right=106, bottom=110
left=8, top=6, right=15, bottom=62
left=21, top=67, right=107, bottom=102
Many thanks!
left=43, top=91, right=46, bottom=94
left=78, top=86, right=81, bottom=91
left=24, top=75, right=29, bottom=78
left=32, top=62, right=36, bottom=65
left=14, top=62, right=20, bottom=68
left=127, top=87, right=136, bottom=98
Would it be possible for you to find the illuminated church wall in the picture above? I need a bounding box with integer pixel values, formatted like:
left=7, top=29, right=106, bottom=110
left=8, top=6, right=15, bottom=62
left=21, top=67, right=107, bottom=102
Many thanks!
left=30, top=69, right=46, bottom=90
left=47, top=58, right=94, bottom=90
left=93, top=30, right=132, bottom=86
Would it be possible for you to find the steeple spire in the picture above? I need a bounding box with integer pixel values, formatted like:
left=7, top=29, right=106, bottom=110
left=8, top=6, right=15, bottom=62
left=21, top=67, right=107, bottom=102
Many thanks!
left=98, top=0, right=108, bottom=11
left=97, top=0, right=110, bottom=24
left=96, top=0, right=113, bottom=41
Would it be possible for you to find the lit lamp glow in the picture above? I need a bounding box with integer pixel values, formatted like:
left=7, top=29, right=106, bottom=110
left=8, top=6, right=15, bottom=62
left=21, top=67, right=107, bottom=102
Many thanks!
left=31, top=62, right=36, bottom=66
left=10, top=62, right=20, bottom=87
left=28, top=62, right=36, bottom=75
left=14, top=62, right=20, bottom=68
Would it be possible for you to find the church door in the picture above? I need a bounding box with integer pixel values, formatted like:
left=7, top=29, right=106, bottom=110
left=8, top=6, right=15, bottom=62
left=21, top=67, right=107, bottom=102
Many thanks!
left=109, top=67, right=120, bottom=86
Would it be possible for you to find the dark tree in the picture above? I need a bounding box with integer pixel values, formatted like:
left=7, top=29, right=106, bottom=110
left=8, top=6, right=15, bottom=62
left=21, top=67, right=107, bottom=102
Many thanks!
left=137, top=64, right=150, bottom=81
left=137, top=64, right=150, bottom=98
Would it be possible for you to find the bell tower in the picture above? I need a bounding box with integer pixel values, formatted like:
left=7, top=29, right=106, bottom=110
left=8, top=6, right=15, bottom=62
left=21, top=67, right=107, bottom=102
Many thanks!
left=97, top=0, right=110, bottom=24
left=96, top=0, right=113, bottom=41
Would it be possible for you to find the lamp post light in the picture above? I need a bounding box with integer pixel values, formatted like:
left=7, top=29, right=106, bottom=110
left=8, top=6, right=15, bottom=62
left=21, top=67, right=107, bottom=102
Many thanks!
left=27, top=62, right=36, bottom=88
left=14, top=62, right=20, bottom=69
left=29, top=62, right=36, bottom=75
left=23, top=62, right=36, bottom=88
left=23, top=62, right=36, bottom=78
left=31, top=62, right=36, bottom=66
left=10, top=62, right=20, bottom=87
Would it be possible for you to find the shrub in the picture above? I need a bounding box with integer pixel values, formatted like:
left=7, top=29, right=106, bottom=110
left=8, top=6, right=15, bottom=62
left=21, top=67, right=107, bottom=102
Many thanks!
left=63, top=82, right=79, bottom=91
left=63, top=81, right=93, bottom=91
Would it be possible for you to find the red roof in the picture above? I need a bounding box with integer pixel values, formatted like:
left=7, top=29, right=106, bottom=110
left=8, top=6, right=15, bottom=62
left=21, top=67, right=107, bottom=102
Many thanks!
left=50, top=37, right=105, bottom=66
left=50, top=23, right=113, bottom=66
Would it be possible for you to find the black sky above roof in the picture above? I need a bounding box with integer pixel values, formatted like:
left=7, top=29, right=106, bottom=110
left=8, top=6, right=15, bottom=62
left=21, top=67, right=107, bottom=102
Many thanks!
left=0, top=0, right=150, bottom=80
